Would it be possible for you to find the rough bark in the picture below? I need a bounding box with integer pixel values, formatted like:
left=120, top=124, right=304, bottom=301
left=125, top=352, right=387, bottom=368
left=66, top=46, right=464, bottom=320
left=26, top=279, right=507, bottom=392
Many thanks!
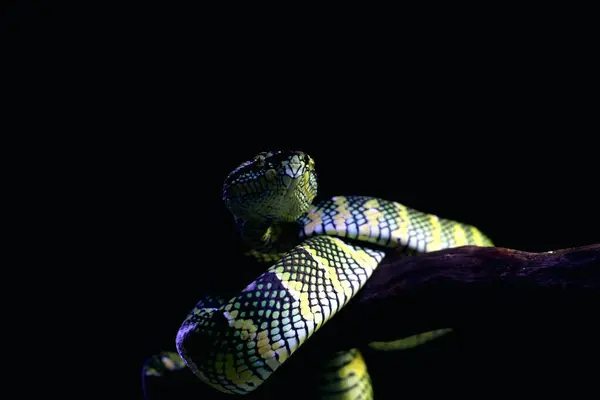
left=308, top=244, right=600, bottom=351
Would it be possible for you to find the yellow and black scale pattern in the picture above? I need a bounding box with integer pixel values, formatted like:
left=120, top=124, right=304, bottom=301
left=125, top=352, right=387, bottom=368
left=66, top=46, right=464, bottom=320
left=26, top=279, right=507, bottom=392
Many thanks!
left=175, top=150, right=494, bottom=398
left=317, top=349, right=373, bottom=399
left=299, top=195, right=492, bottom=252
left=177, top=235, right=385, bottom=395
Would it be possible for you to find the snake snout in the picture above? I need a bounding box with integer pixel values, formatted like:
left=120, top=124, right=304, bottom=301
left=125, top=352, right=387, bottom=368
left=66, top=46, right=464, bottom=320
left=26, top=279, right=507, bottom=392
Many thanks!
left=279, top=153, right=312, bottom=198
left=281, top=151, right=312, bottom=179
left=285, top=163, right=303, bottom=179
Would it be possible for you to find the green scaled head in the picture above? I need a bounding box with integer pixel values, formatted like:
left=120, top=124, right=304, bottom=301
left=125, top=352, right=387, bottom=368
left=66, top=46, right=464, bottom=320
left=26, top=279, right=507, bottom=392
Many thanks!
left=223, top=150, right=318, bottom=223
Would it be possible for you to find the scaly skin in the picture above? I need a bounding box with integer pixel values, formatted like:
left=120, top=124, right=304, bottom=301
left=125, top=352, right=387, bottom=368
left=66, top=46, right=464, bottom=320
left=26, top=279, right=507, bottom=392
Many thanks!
left=148, top=151, right=493, bottom=399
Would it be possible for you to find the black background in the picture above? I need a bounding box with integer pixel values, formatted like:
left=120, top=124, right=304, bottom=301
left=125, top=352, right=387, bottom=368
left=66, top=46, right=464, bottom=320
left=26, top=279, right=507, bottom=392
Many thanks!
left=4, top=2, right=598, bottom=398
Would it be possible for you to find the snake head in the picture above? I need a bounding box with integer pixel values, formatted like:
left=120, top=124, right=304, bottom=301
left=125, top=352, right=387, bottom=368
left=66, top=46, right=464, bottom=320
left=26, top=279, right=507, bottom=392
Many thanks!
left=223, top=150, right=318, bottom=223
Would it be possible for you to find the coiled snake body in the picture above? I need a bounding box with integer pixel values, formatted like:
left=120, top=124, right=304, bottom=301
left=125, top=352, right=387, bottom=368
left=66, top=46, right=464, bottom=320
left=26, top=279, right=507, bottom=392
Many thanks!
left=149, top=151, right=493, bottom=399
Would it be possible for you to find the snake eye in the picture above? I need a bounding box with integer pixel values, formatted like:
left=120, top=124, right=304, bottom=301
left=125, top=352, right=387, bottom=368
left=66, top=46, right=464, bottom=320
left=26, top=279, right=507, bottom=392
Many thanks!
left=255, top=155, right=266, bottom=167
left=265, top=169, right=276, bottom=181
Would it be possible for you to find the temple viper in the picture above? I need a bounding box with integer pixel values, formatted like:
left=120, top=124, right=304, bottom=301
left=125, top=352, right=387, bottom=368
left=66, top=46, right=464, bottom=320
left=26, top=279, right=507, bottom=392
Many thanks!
left=145, top=150, right=494, bottom=399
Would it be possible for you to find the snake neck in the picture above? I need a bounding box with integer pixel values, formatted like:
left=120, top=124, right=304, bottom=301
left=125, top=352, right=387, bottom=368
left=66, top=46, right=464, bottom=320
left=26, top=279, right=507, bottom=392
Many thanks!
left=234, top=216, right=302, bottom=263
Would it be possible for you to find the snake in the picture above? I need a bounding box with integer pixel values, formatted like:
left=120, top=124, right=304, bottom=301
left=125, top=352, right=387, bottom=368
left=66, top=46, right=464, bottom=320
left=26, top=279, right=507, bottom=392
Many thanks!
left=145, top=150, right=494, bottom=399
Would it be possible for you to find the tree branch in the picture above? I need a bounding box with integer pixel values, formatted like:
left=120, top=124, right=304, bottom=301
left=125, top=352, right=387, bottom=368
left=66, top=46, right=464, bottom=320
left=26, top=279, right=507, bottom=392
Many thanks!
left=145, top=244, right=600, bottom=399
left=307, top=244, right=600, bottom=352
